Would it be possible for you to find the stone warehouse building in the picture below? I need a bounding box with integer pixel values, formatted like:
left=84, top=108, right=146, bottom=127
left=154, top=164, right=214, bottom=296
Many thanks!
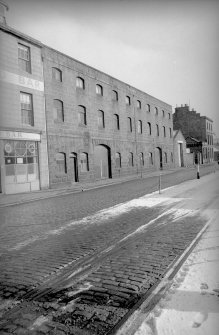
left=0, top=2, right=174, bottom=193
left=173, top=105, right=214, bottom=164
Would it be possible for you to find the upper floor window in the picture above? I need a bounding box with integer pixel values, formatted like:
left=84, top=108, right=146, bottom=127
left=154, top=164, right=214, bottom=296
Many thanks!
left=115, top=152, right=121, bottom=168
left=137, top=100, right=141, bottom=109
left=156, top=124, right=159, bottom=136
left=20, top=92, right=34, bottom=126
left=76, top=77, right=85, bottom=89
left=53, top=99, right=64, bottom=122
left=114, top=114, right=120, bottom=130
left=163, top=126, right=166, bottom=137
left=168, top=112, right=171, bottom=119
left=52, top=67, right=62, bottom=82
left=78, top=105, right=87, bottom=125
left=138, top=120, right=142, bottom=134
left=112, top=90, right=118, bottom=101
left=96, top=84, right=103, bottom=96
left=155, top=107, right=158, bottom=116
left=98, top=110, right=105, bottom=128
left=55, top=152, right=67, bottom=174
left=128, top=152, right=134, bottom=167
left=147, top=122, right=151, bottom=135
left=80, top=152, right=89, bottom=172
left=127, top=117, right=132, bottom=132
left=162, top=110, right=165, bottom=117
left=147, top=104, right=150, bottom=112
left=169, top=127, right=172, bottom=137
left=18, top=44, right=31, bottom=73
left=126, top=95, right=131, bottom=105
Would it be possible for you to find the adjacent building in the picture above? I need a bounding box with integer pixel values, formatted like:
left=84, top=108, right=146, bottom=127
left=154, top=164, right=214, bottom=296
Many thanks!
left=173, top=104, right=214, bottom=164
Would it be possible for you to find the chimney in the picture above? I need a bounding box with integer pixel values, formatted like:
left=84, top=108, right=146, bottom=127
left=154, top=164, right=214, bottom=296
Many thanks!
left=0, top=1, right=9, bottom=25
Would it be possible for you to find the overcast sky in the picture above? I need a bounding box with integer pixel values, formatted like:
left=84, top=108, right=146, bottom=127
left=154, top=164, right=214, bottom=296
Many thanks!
left=5, top=0, right=219, bottom=136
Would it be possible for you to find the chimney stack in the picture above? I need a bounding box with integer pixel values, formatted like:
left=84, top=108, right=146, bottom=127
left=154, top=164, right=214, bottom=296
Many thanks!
left=0, top=1, right=9, bottom=25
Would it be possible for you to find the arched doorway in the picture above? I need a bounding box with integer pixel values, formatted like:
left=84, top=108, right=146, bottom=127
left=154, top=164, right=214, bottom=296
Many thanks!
left=156, top=147, right=163, bottom=169
left=94, top=145, right=112, bottom=179
left=69, top=152, right=79, bottom=182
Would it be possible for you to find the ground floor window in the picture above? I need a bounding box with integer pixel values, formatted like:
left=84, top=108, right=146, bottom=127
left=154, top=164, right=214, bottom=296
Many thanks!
left=4, top=140, right=39, bottom=183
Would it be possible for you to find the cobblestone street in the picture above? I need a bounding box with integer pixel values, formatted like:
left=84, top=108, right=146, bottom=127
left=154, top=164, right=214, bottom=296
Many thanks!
left=0, top=165, right=218, bottom=334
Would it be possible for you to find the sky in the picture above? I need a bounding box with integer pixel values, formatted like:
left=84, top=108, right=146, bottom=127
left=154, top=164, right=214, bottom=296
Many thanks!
left=4, top=0, right=219, bottom=136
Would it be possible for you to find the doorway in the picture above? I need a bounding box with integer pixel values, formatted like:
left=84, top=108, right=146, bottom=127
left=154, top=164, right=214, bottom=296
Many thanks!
left=69, top=152, right=79, bottom=182
left=94, top=144, right=112, bottom=179
left=156, top=147, right=163, bottom=169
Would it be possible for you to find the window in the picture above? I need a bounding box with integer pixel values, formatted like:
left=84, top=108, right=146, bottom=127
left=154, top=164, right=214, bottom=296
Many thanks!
left=155, top=107, right=158, bottom=116
left=147, top=104, right=150, bottom=112
left=149, top=152, right=153, bottom=165
left=128, top=152, right=134, bottom=167
left=56, top=152, right=67, bottom=174
left=126, top=95, right=131, bottom=105
left=115, top=152, right=121, bottom=168
left=171, top=152, right=173, bottom=162
left=156, top=124, right=159, bottom=136
left=80, top=152, right=89, bottom=172
left=139, top=152, right=144, bottom=166
left=127, top=117, right=132, bottom=132
left=168, top=112, right=171, bottom=119
left=98, top=110, right=105, bottom=128
left=137, top=100, right=141, bottom=109
left=20, top=92, right=34, bottom=126
left=164, top=152, right=167, bottom=163
left=78, top=105, right=87, bottom=125
left=138, top=120, right=142, bottom=134
left=76, top=77, right=85, bottom=89
left=112, top=90, right=118, bottom=101
left=162, top=110, right=165, bottom=117
left=53, top=99, right=64, bottom=122
left=18, top=43, right=31, bottom=73
left=114, top=114, right=120, bottom=130
left=96, top=84, right=103, bottom=96
left=147, top=122, right=151, bottom=135
left=52, top=68, right=62, bottom=82
left=169, top=127, right=172, bottom=137
left=163, top=126, right=166, bottom=137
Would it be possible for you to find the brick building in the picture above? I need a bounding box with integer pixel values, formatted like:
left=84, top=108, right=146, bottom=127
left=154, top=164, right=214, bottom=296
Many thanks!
left=173, top=104, right=214, bottom=164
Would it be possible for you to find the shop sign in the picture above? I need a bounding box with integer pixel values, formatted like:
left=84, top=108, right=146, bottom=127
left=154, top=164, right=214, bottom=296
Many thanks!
left=0, top=131, right=40, bottom=141
left=0, top=70, right=44, bottom=92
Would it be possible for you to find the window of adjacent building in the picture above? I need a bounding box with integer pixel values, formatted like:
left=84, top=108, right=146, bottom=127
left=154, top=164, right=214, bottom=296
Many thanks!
left=155, top=107, right=158, bottom=115
left=112, top=90, right=118, bottom=101
left=128, top=152, right=134, bottom=167
left=139, top=152, right=144, bottom=166
left=127, top=117, right=132, bottom=132
left=53, top=99, right=64, bottom=122
left=78, top=105, right=87, bottom=125
left=52, top=67, right=62, bottom=82
left=126, top=95, right=131, bottom=105
left=138, top=120, right=142, bottom=134
left=164, top=152, right=167, bottom=163
left=96, top=84, right=103, bottom=96
left=20, top=92, right=34, bottom=126
left=98, top=110, right=105, bottom=128
left=147, top=122, right=151, bottom=135
left=80, top=152, right=89, bottom=172
left=149, top=152, right=153, bottom=165
left=162, top=110, right=165, bottom=117
left=18, top=43, right=31, bottom=73
left=156, top=124, right=159, bottom=136
left=56, top=152, right=67, bottom=174
left=169, top=127, right=172, bottom=137
left=114, top=114, right=120, bottom=130
left=76, top=77, right=85, bottom=89
left=137, top=100, right=141, bottom=109
left=163, top=126, right=166, bottom=137
left=147, top=104, right=150, bottom=112
left=115, top=152, right=121, bottom=168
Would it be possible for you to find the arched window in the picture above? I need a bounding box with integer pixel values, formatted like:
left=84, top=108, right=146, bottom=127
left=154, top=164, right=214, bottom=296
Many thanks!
left=163, top=126, right=166, bottom=137
left=139, top=152, right=144, bottom=166
left=80, top=152, right=89, bottom=172
left=168, top=113, right=171, bottom=119
left=112, top=90, right=118, bottom=101
left=147, top=122, right=151, bottom=135
left=171, top=152, right=173, bottom=162
left=138, top=120, right=142, bottom=134
left=128, top=152, right=134, bottom=167
left=137, top=100, right=141, bottom=109
left=98, top=110, right=105, bottom=128
left=164, top=152, right=168, bottom=163
left=126, top=95, right=131, bottom=105
left=169, top=127, right=172, bottom=137
left=76, top=77, right=85, bottom=89
left=156, top=124, right=159, bottom=136
left=78, top=105, right=86, bottom=125
left=147, top=104, right=150, bottom=112
left=149, top=152, right=153, bottom=165
left=127, top=117, right=132, bottom=132
left=114, top=114, right=120, bottom=130
left=56, top=152, right=67, bottom=174
left=162, top=110, right=165, bottom=117
left=53, top=99, right=64, bottom=122
left=96, top=84, right=103, bottom=96
left=115, top=152, right=121, bottom=168
left=52, top=67, right=62, bottom=82
left=155, top=107, right=158, bottom=115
